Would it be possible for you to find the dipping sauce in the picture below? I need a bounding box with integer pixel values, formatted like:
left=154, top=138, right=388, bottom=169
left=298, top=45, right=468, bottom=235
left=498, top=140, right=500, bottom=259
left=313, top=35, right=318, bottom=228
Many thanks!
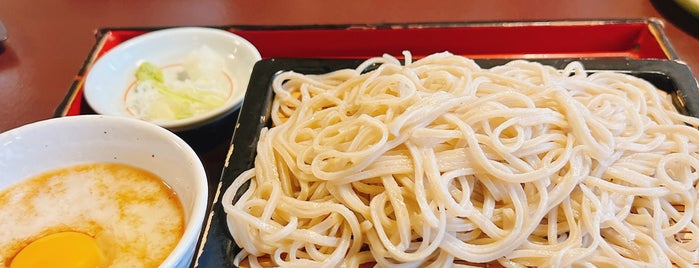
left=0, top=163, right=185, bottom=268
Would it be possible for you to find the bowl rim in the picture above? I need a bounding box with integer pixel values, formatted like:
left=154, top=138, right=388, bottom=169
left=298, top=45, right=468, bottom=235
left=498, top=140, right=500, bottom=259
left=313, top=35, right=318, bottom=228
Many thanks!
left=83, top=26, right=262, bottom=132
left=0, top=115, right=209, bottom=267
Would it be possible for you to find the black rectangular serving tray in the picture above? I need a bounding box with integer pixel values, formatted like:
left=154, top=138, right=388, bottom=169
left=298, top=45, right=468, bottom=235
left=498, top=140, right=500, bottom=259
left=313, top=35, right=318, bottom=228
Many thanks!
left=194, top=58, right=699, bottom=267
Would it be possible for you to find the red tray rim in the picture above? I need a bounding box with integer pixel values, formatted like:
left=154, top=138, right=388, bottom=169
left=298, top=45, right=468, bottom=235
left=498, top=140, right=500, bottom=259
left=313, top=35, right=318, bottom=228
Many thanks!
left=53, top=18, right=680, bottom=119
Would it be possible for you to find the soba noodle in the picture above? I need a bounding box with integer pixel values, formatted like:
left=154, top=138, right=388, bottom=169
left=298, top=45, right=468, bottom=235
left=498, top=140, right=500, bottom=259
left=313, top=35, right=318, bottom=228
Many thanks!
left=222, top=52, right=699, bottom=267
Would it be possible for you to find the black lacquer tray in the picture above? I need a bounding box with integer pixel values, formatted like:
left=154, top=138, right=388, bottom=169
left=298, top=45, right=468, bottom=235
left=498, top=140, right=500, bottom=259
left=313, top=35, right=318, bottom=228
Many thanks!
left=194, top=57, right=699, bottom=267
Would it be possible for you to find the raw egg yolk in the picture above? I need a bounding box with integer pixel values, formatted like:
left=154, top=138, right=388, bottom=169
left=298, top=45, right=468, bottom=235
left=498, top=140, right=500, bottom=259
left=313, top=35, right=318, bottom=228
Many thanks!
left=10, top=232, right=106, bottom=268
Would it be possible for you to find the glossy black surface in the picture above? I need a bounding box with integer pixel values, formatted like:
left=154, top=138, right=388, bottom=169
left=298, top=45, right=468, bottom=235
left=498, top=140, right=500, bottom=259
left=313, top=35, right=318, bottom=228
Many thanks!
left=651, top=0, right=699, bottom=40
left=194, top=57, right=699, bottom=267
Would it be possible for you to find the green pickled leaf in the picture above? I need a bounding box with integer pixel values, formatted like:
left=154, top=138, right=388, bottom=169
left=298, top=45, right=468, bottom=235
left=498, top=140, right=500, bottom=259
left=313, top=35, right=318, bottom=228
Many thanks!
left=135, top=62, right=164, bottom=83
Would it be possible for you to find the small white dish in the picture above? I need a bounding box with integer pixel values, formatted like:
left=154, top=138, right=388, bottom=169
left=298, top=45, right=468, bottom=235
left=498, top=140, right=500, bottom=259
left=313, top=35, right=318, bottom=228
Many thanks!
left=84, top=27, right=261, bottom=132
left=0, top=115, right=208, bottom=267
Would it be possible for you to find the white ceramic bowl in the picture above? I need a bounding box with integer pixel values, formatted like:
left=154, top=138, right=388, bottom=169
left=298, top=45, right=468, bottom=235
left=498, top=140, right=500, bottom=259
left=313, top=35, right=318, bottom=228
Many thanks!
left=0, top=115, right=208, bottom=268
left=84, top=27, right=261, bottom=132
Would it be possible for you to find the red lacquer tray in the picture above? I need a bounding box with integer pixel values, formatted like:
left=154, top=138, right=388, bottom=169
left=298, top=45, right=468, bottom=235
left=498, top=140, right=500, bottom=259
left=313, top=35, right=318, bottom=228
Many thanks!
left=52, top=18, right=683, bottom=267
left=55, top=19, right=678, bottom=119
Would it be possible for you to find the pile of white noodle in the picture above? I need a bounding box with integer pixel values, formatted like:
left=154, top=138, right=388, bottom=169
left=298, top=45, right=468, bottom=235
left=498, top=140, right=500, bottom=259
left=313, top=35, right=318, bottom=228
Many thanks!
left=223, top=52, right=699, bottom=267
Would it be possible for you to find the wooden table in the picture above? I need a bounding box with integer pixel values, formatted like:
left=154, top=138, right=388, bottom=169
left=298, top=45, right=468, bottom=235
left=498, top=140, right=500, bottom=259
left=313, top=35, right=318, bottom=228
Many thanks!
left=0, top=0, right=697, bottom=133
